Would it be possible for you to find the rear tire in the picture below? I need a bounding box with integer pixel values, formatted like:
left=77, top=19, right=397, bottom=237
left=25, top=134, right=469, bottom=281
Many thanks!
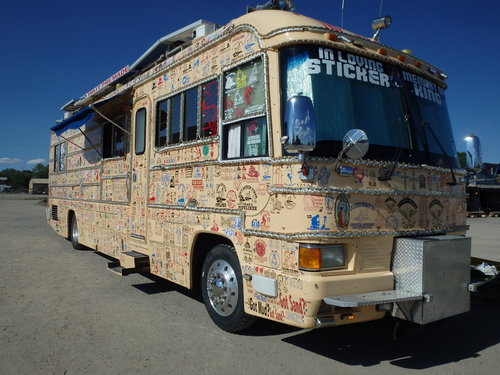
left=70, top=214, right=86, bottom=250
left=201, top=244, right=256, bottom=332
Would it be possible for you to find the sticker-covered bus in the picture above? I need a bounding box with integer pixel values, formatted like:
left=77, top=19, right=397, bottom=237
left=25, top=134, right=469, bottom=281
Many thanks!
left=49, top=2, right=473, bottom=332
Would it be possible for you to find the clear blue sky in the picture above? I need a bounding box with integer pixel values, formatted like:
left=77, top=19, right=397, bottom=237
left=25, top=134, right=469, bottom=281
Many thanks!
left=0, top=0, right=498, bottom=170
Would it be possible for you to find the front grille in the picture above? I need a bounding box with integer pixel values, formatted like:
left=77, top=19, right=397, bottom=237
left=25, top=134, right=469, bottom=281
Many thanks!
left=51, top=205, right=58, bottom=221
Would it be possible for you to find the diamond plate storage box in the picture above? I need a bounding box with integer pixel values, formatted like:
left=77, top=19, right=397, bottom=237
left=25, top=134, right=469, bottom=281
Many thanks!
left=392, top=236, right=471, bottom=324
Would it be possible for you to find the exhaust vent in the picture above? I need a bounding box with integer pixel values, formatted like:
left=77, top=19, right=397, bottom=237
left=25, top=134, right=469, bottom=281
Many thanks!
left=51, top=205, right=59, bottom=221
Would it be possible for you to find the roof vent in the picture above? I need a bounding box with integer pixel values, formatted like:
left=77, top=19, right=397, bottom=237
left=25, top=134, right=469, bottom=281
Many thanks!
left=247, top=0, right=295, bottom=12
left=193, top=23, right=217, bottom=39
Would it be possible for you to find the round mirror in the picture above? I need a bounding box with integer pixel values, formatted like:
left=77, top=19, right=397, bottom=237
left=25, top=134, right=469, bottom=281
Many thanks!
left=343, top=129, right=369, bottom=160
left=464, top=134, right=482, bottom=173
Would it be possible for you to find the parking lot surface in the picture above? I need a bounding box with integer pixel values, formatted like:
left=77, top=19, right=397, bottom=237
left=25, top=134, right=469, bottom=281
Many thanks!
left=1, top=195, right=499, bottom=375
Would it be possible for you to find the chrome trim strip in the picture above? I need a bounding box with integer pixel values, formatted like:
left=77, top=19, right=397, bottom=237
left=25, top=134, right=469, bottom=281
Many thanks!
left=242, top=226, right=468, bottom=241
left=269, top=186, right=465, bottom=198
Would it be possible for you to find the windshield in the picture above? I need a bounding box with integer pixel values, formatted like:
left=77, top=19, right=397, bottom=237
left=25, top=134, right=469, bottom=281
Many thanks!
left=280, top=45, right=458, bottom=168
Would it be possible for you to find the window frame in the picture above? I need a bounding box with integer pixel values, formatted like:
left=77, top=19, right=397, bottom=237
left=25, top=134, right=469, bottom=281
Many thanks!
left=53, top=142, right=67, bottom=172
left=222, top=115, right=268, bottom=160
left=221, top=56, right=266, bottom=124
left=220, top=55, right=269, bottom=160
left=155, top=99, right=168, bottom=148
left=154, top=77, right=220, bottom=151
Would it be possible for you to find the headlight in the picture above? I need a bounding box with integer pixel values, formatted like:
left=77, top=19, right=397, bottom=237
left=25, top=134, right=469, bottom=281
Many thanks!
left=299, top=244, right=346, bottom=271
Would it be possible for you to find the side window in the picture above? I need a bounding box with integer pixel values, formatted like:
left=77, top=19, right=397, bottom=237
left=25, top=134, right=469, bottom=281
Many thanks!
left=223, top=58, right=265, bottom=121
left=243, top=117, right=267, bottom=157
left=103, top=116, right=128, bottom=158
left=222, top=58, right=267, bottom=159
left=169, top=94, right=181, bottom=145
left=154, top=78, right=219, bottom=148
left=201, top=80, right=218, bottom=138
left=156, top=100, right=168, bottom=148
left=224, top=117, right=268, bottom=159
left=53, top=142, right=66, bottom=172
left=184, top=87, right=198, bottom=141
left=135, top=108, right=147, bottom=155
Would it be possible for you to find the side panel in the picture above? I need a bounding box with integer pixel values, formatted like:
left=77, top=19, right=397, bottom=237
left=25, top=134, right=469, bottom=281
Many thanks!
left=48, top=102, right=133, bottom=257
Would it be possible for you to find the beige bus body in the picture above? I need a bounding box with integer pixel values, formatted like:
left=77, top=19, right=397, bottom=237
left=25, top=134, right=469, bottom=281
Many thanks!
left=48, top=10, right=469, bottom=331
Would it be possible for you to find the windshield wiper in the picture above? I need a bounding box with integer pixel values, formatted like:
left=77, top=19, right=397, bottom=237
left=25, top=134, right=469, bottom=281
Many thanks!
left=421, top=121, right=458, bottom=185
left=378, top=116, right=406, bottom=181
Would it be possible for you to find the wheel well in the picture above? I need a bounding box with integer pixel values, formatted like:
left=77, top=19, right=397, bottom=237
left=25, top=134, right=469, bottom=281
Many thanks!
left=67, top=210, right=75, bottom=239
left=191, top=233, right=233, bottom=291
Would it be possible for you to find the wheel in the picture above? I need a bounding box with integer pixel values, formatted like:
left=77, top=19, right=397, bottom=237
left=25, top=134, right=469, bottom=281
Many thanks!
left=70, top=214, right=86, bottom=250
left=201, top=244, right=256, bottom=332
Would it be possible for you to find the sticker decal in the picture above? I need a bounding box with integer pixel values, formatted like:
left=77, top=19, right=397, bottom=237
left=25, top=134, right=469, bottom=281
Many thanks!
left=398, top=197, right=418, bottom=228
left=255, top=240, right=266, bottom=258
left=335, top=194, right=350, bottom=229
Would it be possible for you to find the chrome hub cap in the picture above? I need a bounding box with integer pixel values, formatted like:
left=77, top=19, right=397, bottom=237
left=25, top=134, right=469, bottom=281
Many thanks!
left=206, top=260, right=238, bottom=316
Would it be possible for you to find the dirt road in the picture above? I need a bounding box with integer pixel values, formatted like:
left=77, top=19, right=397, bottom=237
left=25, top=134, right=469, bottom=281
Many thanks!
left=1, top=195, right=499, bottom=374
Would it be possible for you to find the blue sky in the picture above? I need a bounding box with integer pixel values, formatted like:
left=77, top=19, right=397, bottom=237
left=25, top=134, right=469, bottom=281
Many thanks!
left=0, top=0, right=498, bottom=170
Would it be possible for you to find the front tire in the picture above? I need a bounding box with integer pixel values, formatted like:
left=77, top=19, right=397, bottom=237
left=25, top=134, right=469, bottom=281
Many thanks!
left=201, top=244, right=256, bottom=332
left=70, top=214, right=86, bottom=250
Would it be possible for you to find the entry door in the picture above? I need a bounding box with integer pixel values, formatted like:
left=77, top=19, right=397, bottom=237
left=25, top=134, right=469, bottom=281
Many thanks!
left=130, top=98, right=150, bottom=240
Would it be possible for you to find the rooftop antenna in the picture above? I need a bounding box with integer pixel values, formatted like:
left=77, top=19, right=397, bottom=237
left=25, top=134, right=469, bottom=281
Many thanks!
left=340, top=0, right=345, bottom=28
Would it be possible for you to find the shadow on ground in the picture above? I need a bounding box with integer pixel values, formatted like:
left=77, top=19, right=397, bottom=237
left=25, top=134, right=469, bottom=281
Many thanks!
left=282, top=289, right=500, bottom=369
left=92, top=249, right=500, bottom=368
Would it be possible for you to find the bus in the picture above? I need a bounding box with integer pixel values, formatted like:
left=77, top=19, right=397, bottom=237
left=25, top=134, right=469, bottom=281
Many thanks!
left=48, top=3, right=472, bottom=332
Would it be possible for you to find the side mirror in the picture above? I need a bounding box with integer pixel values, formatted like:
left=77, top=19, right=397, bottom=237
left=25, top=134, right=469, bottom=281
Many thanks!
left=465, top=134, right=482, bottom=173
left=342, top=129, right=369, bottom=160
left=281, top=95, right=317, bottom=154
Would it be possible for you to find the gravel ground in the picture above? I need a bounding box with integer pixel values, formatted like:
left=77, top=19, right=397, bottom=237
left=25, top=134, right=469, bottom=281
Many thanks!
left=1, top=195, right=499, bottom=375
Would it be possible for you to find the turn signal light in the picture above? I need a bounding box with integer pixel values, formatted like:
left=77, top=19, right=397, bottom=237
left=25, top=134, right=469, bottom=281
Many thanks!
left=324, top=33, right=337, bottom=41
left=299, top=247, right=321, bottom=269
left=299, top=244, right=346, bottom=271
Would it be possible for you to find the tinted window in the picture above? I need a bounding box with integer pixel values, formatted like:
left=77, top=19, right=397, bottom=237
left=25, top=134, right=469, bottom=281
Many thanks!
left=170, top=95, right=181, bottom=144
left=224, top=116, right=267, bottom=159
left=280, top=44, right=458, bottom=167
left=156, top=100, right=168, bottom=147
left=135, top=108, right=146, bottom=155
left=201, top=80, right=219, bottom=137
left=185, top=88, right=198, bottom=141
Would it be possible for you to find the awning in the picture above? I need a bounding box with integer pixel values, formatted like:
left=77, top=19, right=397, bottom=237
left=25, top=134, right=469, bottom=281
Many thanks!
left=50, top=89, right=133, bottom=136
left=50, top=107, right=94, bottom=136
